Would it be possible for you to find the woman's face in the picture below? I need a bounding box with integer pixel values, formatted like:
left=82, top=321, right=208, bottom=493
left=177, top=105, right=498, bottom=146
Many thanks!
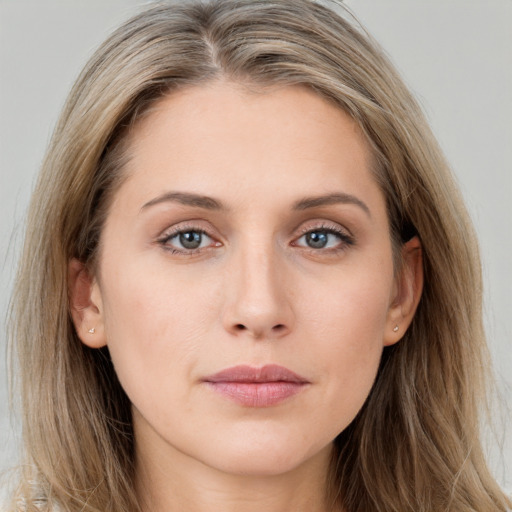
left=73, top=82, right=420, bottom=478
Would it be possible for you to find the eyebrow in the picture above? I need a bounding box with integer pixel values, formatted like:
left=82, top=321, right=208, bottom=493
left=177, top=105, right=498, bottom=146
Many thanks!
left=141, top=190, right=371, bottom=217
left=293, top=193, right=371, bottom=217
left=141, top=191, right=225, bottom=211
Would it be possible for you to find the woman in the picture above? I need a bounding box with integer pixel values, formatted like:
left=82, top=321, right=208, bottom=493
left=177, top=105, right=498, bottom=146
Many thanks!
left=7, top=0, right=511, bottom=510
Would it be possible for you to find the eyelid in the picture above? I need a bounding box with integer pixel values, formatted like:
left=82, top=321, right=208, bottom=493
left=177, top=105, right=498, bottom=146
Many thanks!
left=296, top=219, right=353, bottom=237
left=291, top=220, right=355, bottom=250
left=154, top=218, right=355, bottom=256
left=156, top=221, right=222, bottom=254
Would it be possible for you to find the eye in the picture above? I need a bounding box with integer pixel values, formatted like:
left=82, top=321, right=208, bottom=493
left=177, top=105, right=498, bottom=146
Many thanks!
left=293, top=227, right=353, bottom=250
left=158, top=228, right=219, bottom=253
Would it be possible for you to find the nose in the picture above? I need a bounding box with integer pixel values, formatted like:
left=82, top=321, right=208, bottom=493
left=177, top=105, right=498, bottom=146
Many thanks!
left=221, top=242, right=294, bottom=340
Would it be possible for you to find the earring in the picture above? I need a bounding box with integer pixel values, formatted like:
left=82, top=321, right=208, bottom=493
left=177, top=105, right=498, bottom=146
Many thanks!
left=393, top=325, right=399, bottom=332
left=88, top=327, right=96, bottom=334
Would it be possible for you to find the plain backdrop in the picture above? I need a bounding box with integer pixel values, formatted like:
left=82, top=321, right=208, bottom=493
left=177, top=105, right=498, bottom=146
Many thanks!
left=1, top=0, right=511, bottom=497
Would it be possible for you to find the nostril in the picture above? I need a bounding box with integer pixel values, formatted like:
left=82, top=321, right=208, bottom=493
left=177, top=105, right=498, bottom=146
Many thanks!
left=231, top=323, right=288, bottom=336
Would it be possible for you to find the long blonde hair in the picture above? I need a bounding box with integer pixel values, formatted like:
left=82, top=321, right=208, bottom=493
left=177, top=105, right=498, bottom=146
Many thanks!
left=8, top=1, right=511, bottom=510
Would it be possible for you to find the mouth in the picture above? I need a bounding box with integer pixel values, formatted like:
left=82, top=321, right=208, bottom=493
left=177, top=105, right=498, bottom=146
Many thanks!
left=202, top=364, right=310, bottom=407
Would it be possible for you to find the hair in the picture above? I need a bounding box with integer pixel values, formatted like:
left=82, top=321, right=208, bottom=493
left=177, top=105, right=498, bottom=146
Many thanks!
left=7, top=0, right=511, bottom=511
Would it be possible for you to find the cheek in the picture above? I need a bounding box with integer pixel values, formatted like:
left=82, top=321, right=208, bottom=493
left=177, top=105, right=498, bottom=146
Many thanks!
left=299, top=265, right=392, bottom=426
left=99, top=257, right=220, bottom=401
left=303, top=257, right=392, bottom=350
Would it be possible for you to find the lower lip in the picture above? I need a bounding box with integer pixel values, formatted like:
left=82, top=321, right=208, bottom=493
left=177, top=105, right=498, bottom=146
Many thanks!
left=205, top=381, right=307, bottom=407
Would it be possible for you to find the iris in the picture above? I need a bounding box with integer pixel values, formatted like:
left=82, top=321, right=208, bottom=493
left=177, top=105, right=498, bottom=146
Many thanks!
left=179, top=231, right=202, bottom=249
left=306, top=231, right=329, bottom=249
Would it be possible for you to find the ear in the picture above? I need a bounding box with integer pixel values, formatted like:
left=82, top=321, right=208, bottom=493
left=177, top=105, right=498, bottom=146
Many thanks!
left=68, top=258, right=107, bottom=348
left=383, top=236, right=423, bottom=346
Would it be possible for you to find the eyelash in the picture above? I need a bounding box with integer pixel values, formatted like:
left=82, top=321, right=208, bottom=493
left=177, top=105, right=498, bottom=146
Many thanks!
left=293, top=223, right=355, bottom=253
left=157, top=223, right=218, bottom=255
left=156, top=222, right=354, bottom=255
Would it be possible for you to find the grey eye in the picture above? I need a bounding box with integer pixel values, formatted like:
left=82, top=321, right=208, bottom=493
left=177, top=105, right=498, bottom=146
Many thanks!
left=296, top=229, right=343, bottom=250
left=305, top=231, right=329, bottom=248
left=179, top=231, right=203, bottom=249
left=164, top=230, right=214, bottom=251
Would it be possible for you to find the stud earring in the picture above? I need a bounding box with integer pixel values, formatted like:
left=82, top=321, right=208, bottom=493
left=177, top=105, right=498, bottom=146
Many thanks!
left=393, top=325, right=399, bottom=332
left=88, top=327, right=96, bottom=334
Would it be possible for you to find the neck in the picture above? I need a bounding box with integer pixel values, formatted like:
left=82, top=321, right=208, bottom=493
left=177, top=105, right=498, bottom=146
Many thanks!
left=135, top=434, right=337, bottom=512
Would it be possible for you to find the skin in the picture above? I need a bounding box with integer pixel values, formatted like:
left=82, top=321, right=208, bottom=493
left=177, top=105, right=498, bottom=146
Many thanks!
left=69, top=82, right=423, bottom=512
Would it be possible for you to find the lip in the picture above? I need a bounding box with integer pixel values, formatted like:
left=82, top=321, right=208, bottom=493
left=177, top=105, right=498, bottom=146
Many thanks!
left=203, top=364, right=310, bottom=407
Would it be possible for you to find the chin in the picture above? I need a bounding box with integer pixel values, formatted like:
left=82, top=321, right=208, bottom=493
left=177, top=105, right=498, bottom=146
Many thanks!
left=197, top=429, right=333, bottom=477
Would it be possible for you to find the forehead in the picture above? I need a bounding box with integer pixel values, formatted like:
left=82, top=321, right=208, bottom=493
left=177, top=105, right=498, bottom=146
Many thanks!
left=111, top=81, right=383, bottom=215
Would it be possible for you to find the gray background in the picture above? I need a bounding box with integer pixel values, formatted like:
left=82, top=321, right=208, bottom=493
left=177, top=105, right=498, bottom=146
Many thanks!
left=1, top=0, right=511, bottom=497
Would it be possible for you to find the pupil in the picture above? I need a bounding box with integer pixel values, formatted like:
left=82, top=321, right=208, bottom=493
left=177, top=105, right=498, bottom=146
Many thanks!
left=306, top=231, right=328, bottom=248
left=179, top=231, right=202, bottom=249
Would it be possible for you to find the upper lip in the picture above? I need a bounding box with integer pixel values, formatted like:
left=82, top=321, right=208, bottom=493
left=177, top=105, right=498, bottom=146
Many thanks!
left=203, top=364, right=309, bottom=383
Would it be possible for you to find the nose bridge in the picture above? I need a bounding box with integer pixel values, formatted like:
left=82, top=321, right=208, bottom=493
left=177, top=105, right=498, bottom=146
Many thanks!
left=240, top=240, right=277, bottom=305
left=223, top=236, right=293, bottom=339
